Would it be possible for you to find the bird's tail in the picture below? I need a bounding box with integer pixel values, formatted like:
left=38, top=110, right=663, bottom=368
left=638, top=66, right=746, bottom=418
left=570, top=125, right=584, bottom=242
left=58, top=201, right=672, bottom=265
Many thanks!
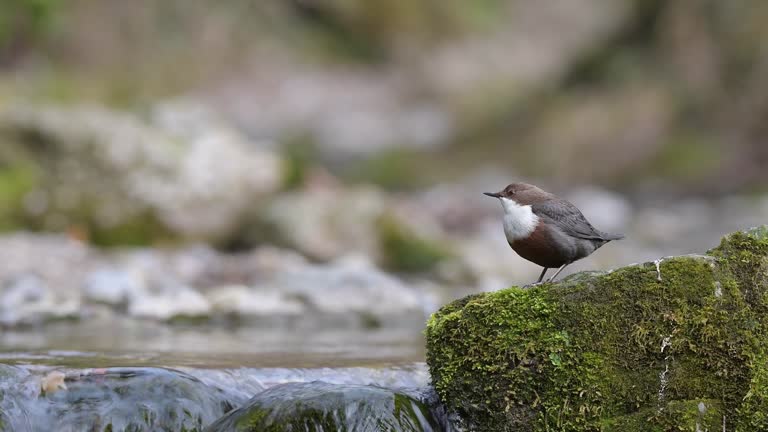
left=600, top=231, right=625, bottom=241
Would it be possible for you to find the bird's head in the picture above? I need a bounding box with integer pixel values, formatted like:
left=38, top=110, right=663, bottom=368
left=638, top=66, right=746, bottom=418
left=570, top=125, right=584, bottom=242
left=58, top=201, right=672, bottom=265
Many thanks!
left=484, top=182, right=551, bottom=206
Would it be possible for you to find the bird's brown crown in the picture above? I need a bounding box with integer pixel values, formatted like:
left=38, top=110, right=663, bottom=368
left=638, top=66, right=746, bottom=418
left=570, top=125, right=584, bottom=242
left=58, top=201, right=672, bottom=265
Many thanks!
left=493, top=182, right=553, bottom=205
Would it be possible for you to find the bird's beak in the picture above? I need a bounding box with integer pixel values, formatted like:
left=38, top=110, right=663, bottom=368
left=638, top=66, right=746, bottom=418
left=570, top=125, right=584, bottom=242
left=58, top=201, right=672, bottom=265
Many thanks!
left=484, top=192, right=502, bottom=198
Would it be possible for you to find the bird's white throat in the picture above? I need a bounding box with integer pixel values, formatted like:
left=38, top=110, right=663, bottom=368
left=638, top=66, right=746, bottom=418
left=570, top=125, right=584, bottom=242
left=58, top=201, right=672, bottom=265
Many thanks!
left=499, top=197, right=539, bottom=241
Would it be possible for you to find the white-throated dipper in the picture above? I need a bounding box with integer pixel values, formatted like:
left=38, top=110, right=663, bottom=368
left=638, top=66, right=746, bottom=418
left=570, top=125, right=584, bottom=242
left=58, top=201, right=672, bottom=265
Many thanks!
left=484, top=182, right=624, bottom=284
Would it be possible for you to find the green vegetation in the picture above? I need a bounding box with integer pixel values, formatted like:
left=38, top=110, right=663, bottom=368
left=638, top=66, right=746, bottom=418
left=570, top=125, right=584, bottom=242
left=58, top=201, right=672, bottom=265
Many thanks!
left=426, top=227, right=768, bottom=431
left=344, top=149, right=426, bottom=191
left=0, top=0, right=59, bottom=61
left=653, top=132, right=723, bottom=181
left=85, top=209, right=174, bottom=247
left=601, top=400, right=722, bottom=431
left=280, top=139, right=317, bottom=190
left=377, top=214, right=453, bottom=273
left=291, top=0, right=506, bottom=61
left=0, top=163, right=39, bottom=231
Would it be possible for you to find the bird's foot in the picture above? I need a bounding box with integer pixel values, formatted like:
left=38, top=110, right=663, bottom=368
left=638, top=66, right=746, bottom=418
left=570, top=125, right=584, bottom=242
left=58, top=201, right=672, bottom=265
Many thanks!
left=522, top=281, right=545, bottom=288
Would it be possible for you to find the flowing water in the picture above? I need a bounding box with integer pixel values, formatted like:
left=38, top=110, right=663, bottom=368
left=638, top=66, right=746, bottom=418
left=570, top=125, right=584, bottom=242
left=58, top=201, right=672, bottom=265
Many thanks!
left=0, top=321, right=449, bottom=431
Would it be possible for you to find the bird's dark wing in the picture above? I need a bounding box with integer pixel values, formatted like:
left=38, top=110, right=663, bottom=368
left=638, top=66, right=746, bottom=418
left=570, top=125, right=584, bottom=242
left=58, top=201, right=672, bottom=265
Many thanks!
left=532, top=199, right=607, bottom=241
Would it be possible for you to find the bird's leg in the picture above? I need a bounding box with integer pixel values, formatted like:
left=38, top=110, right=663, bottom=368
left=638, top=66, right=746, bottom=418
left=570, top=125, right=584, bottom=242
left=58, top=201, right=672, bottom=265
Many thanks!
left=523, top=268, right=549, bottom=288
left=536, top=267, right=549, bottom=284
left=546, top=264, right=569, bottom=283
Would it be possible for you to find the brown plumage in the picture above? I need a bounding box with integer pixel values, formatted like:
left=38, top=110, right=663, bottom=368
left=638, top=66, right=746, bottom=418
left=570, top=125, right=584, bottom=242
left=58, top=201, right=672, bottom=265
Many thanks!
left=484, top=182, right=624, bottom=284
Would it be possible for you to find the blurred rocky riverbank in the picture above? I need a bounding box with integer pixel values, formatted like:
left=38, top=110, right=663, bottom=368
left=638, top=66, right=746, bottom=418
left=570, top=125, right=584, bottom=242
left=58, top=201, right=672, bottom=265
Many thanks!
left=1, top=104, right=768, bottom=330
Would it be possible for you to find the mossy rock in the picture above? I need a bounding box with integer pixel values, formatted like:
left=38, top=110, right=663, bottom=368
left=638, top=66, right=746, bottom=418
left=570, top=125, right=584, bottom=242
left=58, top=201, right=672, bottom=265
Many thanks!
left=601, top=399, right=722, bottom=432
left=425, top=226, right=768, bottom=431
left=204, top=382, right=442, bottom=432
left=0, top=105, right=282, bottom=246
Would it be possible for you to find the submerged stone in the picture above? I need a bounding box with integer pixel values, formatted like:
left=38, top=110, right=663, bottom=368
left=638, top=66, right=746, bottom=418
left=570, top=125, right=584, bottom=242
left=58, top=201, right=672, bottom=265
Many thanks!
left=0, top=367, right=239, bottom=432
left=204, top=381, right=443, bottom=432
left=425, top=226, right=768, bottom=431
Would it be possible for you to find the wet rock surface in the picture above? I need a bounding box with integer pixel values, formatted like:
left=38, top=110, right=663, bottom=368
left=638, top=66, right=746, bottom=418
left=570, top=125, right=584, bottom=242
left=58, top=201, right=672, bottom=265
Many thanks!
left=0, top=367, right=239, bottom=432
left=204, top=382, right=447, bottom=432
left=0, top=361, right=440, bottom=432
left=426, top=227, right=768, bottom=431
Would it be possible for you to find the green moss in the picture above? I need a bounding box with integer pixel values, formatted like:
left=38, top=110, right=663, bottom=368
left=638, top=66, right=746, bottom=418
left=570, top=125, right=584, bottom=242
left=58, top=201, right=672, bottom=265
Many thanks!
left=344, top=149, right=426, bottom=190
left=426, top=227, right=768, bottom=431
left=236, top=405, right=340, bottom=431
left=293, top=0, right=507, bottom=62
left=0, top=116, right=181, bottom=246
left=653, top=132, right=722, bottom=181
left=0, top=163, right=175, bottom=247
left=0, top=163, right=39, bottom=231
left=87, top=209, right=175, bottom=247
left=427, top=286, right=571, bottom=430
left=377, top=214, right=453, bottom=273
left=602, top=399, right=722, bottom=431
left=0, top=0, right=59, bottom=51
left=736, top=355, right=768, bottom=430
left=280, top=137, right=319, bottom=190
left=206, top=382, right=440, bottom=432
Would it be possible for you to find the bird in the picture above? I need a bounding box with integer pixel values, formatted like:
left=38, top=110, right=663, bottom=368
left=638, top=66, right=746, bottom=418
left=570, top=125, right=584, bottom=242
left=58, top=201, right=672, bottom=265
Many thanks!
left=484, top=182, right=624, bottom=284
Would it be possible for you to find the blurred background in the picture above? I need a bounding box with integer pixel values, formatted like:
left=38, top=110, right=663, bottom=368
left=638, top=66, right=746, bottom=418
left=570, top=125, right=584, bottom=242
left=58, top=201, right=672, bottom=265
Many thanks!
left=0, top=0, right=768, bottom=360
